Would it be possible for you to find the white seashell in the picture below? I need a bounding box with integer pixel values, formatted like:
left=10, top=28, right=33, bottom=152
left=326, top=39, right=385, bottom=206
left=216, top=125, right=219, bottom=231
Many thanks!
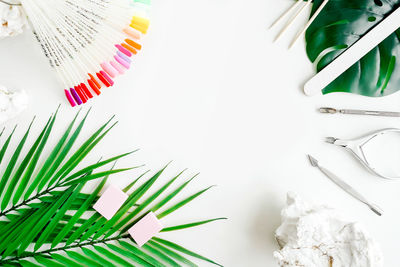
left=274, top=192, right=384, bottom=267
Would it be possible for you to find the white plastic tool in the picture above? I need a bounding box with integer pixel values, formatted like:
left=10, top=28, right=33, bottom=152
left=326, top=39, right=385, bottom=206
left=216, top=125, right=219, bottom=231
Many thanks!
left=304, top=7, right=400, bottom=96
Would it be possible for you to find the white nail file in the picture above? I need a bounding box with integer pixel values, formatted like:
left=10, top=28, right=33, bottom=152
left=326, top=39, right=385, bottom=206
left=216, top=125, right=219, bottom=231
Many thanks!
left=304, top=7, right=400, bottom=96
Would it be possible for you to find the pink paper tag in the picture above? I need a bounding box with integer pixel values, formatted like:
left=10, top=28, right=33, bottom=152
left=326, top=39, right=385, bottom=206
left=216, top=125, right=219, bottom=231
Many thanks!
left=93, top=185, right=128, bottom=220
left=128, top=212, right=163, bottom=247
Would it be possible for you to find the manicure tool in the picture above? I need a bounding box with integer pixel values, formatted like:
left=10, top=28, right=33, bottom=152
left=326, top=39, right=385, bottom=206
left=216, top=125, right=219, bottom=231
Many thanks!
left=304, top=6, right=400, bottom=96
left=289, top=0, right=329, bottom=48
left=326, top=128, right=400, bottom=179
left=270, top=0, right=329, bottom=48
left=307, top=155, right=383, bottom=216
left=319, top=107, right=400, bottom=117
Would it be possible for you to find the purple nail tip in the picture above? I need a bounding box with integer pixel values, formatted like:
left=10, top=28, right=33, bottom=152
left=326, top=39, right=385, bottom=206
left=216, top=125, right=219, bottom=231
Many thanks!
left=117, top=51, right=131, bottom=63
left=70, top=88, right=82, bottom=105
left=115, top=55, right=130, bottom=69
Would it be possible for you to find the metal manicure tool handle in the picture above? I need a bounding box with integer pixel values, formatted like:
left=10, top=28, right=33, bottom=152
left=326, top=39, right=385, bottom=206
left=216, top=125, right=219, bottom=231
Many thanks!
left=307, top=155, right=383, bottom=216
left=326, top=128, right=400, bottom=180
left=319, top=107, right=400, bottom=117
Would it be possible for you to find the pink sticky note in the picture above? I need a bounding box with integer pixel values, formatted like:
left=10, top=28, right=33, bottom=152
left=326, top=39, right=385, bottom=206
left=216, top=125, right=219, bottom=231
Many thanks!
left=93, top=185, right=128, bottom=220
left=128, top=212, right=163, bottom=247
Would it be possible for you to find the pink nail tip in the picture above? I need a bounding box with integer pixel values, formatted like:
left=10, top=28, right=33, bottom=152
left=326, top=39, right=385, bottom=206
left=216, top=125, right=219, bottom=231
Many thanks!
left=128, top=212, right=163, bottom=247
left=123, top=27, right=141, bottom=40
left=101, top=62, right=118, bottom=78
left=100, top=71, right=115, bottom=86
left=110, top=60, right=125, bottom=74
left=93, top=185, right=128, bottom=220
left=115, top=55, right=130, bottom=69
left=115, top=44, right=132, bottom=57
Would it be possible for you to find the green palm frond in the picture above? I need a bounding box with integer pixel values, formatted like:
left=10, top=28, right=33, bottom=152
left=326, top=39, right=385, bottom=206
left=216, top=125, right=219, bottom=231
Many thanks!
left=0, top=108, right=225, bottom=266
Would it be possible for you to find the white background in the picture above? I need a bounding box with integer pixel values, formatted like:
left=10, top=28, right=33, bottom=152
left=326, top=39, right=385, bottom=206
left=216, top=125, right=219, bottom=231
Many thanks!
left=1, top=0, right=400, bottom=266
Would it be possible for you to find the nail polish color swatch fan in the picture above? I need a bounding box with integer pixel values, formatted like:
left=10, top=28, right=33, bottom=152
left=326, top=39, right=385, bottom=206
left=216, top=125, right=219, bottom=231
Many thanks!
left=19, top=0, right=150, bottom=107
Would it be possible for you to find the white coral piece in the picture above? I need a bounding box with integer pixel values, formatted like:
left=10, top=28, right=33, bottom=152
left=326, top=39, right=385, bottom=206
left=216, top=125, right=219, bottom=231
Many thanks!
left=0, top=85, right=28, bottom=124
left=274, top=192, right=384, bottom=267
left=0, top=2, right=27, bottom=39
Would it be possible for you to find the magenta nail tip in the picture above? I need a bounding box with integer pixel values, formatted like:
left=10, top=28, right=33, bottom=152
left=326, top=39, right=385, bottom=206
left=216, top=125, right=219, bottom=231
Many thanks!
left=115, top=44, right=132, bottom=57
left=65, top=89, right=76, bottom=107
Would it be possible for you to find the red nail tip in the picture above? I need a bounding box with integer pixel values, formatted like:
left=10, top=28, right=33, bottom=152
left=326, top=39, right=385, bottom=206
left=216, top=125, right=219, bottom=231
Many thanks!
left=100, top=71, right=114, bottom=86
left=75, top=85, right=87, bottom=103
left=88, top=79, right=101, bottom=95
left=81, top=83, right=93, bottom=99
left=97, top=72, right=111, bottom=87
left=79, top=85, right=88, bottom=102
left=77, top=85, right=87, bottom=102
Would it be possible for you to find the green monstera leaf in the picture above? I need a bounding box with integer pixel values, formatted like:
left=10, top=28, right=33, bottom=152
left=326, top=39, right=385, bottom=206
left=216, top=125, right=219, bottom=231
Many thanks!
left=305, top=0, right=400, bottom=97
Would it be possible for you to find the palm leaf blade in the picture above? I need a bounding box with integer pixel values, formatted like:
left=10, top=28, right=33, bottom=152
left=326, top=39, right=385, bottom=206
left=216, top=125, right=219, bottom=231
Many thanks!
left=148, top=240, right=197, bottom=267
left=161, top=218, right=227, bottom=232
left=119, top=240, right=166, bottom=267
left=34, top=110, right=89, bottom=193
left=0, top=118, right=39, bottom=209
left=11, top=117, right=50, bottom=205
left=153, top=237, right=223, bottom=266
left=81, top=247, right=115, bottom=267
left=142, top=243, right=180, bottom=267
left=66, top=250, right=102, bottom=267
left=94, top=246, right=134, bottom=267
left=51, top=253, right=84, bottom=267
left=0, top=125, right=17, bottom=166
left=157, top=186, right=214, bottom=219
left=51, top=177, right=108, bottom=248
left=34, top=184, right=83, bottom=250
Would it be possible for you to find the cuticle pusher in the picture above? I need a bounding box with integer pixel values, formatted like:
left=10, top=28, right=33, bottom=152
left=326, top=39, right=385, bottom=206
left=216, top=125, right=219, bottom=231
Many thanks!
left=319, top=107, right=400, bottom=117
left=307, top=154, right=383, bottom=216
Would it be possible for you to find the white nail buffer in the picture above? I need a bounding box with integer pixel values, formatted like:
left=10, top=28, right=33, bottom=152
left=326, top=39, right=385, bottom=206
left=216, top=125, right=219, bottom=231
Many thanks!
left=304, top=7, right=400, bottom=96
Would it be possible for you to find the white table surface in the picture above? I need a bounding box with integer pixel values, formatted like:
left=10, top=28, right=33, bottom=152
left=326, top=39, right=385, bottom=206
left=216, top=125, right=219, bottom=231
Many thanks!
left=1, top=0, right=400, bottom=266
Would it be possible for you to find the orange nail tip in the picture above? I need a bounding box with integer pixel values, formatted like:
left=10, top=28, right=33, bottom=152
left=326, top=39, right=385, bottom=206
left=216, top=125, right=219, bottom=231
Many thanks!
left=88, top=79, right=101, bottom=95
left=121, top=43, right=137, bottom=54
left=125, top=39, right=142, bottom=50
left=88, top=73, right=102, bottom=89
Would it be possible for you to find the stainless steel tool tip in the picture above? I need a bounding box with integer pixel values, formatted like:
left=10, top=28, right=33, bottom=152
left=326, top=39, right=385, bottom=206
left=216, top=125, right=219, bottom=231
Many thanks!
left=325, top=137, right=337, bottom=144
left=319, top=107, right=337, bottom=114
left=307, top=155, right=318, bottom=167
left=369, top=204, right=383, bottom=216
